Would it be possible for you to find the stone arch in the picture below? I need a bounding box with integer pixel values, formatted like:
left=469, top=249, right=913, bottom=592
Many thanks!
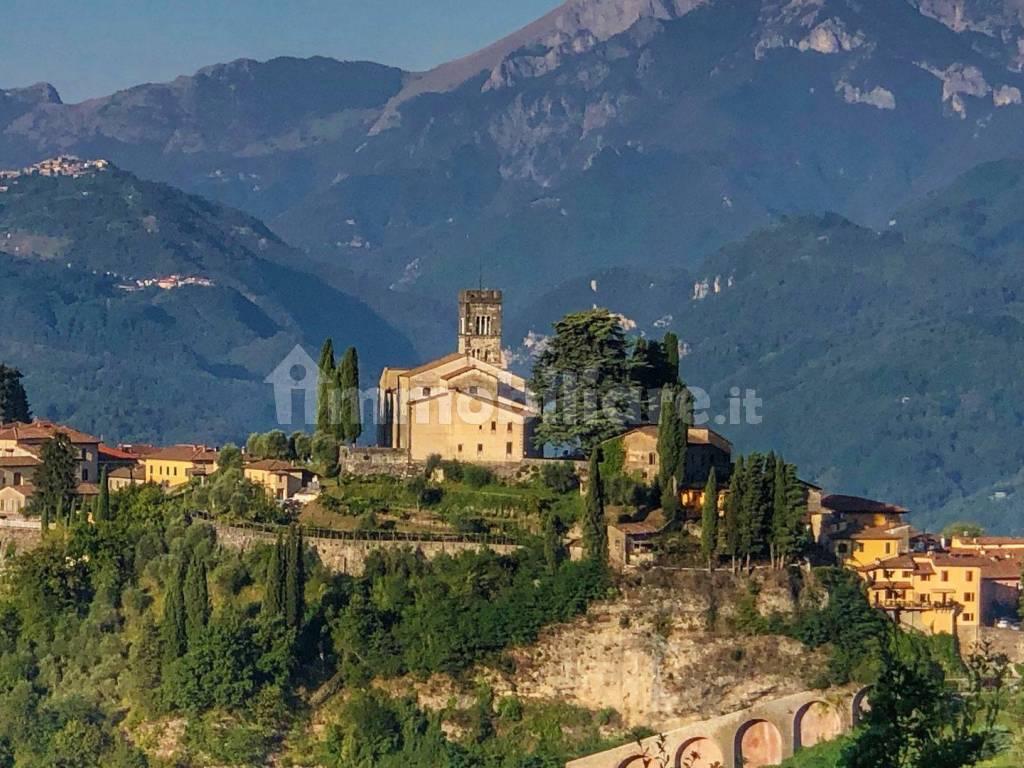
left=675, top=736, right=725, bottom=768
left=734, top=719, right=784, bottom=768
left=852, top=687, right=871, bottom=726
left=794, top=701, right=842, bottom=750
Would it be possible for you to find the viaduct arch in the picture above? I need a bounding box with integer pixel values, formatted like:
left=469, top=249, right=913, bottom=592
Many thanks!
left=567, top=688, right=865, bottom=768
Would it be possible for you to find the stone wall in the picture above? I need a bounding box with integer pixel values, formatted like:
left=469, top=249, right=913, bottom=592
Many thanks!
left=338, top=446, right=585, bottom=485
left=0, top=517, right=43, bottom=565
left=210, top=520, right=520, bottom=577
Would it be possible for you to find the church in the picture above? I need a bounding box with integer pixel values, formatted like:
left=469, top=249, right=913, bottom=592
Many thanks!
left=377, top=289, right=540, bottom=463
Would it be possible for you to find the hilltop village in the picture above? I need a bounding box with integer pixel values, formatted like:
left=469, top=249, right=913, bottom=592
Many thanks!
left=1, top=287, right=1020, bottom=654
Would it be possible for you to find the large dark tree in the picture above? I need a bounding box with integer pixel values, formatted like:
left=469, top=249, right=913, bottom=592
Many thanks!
left=719, top=456, right=743, bottom=572
left=337, top=346, right=362, bottom=445
left=840, top=630, right=1006, bottom=768
left=770, top=460, right=807, bottom=569
left=316, top=338, right=336, bottom=436
left=530, top=309, right=632, bottom=455
left=32, top=433, right=78, bottom=520
left=0, top=365, right=31, bottom=423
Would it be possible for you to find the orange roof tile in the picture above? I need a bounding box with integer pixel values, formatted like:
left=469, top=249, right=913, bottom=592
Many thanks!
left=0, top=420, right=100, bottom=445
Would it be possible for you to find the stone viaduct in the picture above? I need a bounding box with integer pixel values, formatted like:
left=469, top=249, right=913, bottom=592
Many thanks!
left=208, top=518, right=522, bottom=576
left=567, top=687, right=868, bottom=768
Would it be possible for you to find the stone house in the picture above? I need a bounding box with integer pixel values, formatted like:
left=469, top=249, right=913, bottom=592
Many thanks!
left=244, top=459, right=316, bottom=501
left=0, top=420, right=101, bottom=484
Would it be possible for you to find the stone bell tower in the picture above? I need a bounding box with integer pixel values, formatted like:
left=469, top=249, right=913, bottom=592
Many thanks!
left=458, top=289, right=504, bottom=368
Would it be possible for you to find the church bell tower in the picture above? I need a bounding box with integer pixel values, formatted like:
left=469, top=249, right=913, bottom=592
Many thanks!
left=458, top=289, right=504, bottom=368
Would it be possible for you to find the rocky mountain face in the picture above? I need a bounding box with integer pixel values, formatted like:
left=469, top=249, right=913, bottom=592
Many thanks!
left=4, top=0, right=1024, bottom=317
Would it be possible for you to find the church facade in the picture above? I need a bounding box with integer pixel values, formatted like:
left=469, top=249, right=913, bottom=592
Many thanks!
left=377, top=290, right=540, bottom=463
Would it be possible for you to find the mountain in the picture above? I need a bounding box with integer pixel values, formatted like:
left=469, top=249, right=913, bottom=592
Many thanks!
left=4, top=0, right=1024, bottom=318
left=509, top=159, right=1024, bottom=532
left=0, top=159, right=413, bottom=443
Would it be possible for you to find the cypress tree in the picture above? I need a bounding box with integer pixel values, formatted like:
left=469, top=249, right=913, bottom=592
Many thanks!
left=95, top=466, right=110, bottom=523
left=0, top=364, right=31, bottom=423
left=700, top=468, right=718, bottom=571
left=582, top=449, right=608, bottom=563
left=657, top=385, right=680, bottom=490
left=284, top=526, right=305, bottom=629
left=316, top=338, right=336, bottom=435
left=162, top=559, right=187, bottom=663
left=663, top=332, right=680, bottom=385
left=183, top=550, right=210, bottom=645
left=40, top=500, right=50, bottom=532
left=772, top=462, right=807, bottom=569
left=337, top=346, right=362, bottom=444
left=739, top=453, right=767, bottom=569
left=542, top=511, right=566, bottom=573
left=263, top=534, right=285, bottom=618
left=719, top=456, right=743, bottom=573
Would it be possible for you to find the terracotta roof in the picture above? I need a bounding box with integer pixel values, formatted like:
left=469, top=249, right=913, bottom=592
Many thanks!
left=108, top=466, right=136, bottom=479
left=850, top=525, right=908, bottom=541
left=611, top=509, right=668, bottom=536
left=953, top=536, right=1024, bottom=547
left=607, top=424, right=732, bottom=450
left=116, top=443, right=161, bottom=458
left=98, top=443, right=138, bottom=461
left=246, top=459, right=302, bottom=472
left=0, top=420, right=100, bottom=444
left=0, top=455, right=41, bottom=468
left=77, top=483, right=100, bottom=496
left=145, top=445, right=219, bottom=463
left=821, top=494, right=908, bottom=515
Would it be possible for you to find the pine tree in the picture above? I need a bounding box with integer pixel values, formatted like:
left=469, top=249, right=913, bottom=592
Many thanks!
left=0, top=364, right=32, bottom=423
left=262, top=534, right=285, bottom=618
left=183, top=550, right=210, bottom=645
left=95, top=466, right=110, bottom=523
left=284, top=526, right=306, bottom=629
left=700, top=468, right=718, bottom=571
left=582, top=450, right=608, bottom=563
left=162, top=559, right=188, bottom=663
left=316, top=338, right=336, bottom=436
left=337, top=346, right=362, bottom=444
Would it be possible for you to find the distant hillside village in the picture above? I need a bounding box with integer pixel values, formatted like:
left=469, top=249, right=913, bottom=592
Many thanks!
left=1, top=287, right=1021, bottom=647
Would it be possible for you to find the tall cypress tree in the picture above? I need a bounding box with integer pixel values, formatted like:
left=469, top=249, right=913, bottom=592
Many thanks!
left=95, top=466, right=110, bottom=523
left=183, top=550, right=210, bottom=645
left=34, top=433, right=78, bottom=521
left=657, top=385, right=687, bottom=491
left=719, top=456, right=744, bottom=573
left=337, top=346, right=362, bottom=444
left=663, top=332, right=680, bottom=385
left=284, top=526, right=305, bottom=629
left=700, top=468, right=718, bottom=571
left=583, top=449, right=608, bottom=563
left=0, top=365, right=31, bottom=423
left=738, top=454, right=767, bottom=568
left=316, top=338, right=336, bottom=436
left=162, top=559, right=188, bottom=663
left=263, top=534, right=285, bottom=618
left=771, top=462, right=807, bottom=569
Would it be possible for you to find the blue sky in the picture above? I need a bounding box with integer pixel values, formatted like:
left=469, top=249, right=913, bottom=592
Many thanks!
left=1, top=0, right=562, bottom=103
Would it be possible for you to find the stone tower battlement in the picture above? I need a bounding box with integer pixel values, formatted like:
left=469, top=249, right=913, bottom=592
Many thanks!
left=458, top=289, right=503, bottom=367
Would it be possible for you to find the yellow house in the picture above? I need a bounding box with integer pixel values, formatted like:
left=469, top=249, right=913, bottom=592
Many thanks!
left=107, top=465, right=145, bottom=491
left=378, top=288, right=539, bottom=463
left=837, top=524, right=913, bottom=568
left=808, top=493, right=910, bottom=553
left=144, top=445, right=219, bottom=488
left=857, top=552, right=1020, bottom=635
left=244, top=460, right=314, bottom=501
